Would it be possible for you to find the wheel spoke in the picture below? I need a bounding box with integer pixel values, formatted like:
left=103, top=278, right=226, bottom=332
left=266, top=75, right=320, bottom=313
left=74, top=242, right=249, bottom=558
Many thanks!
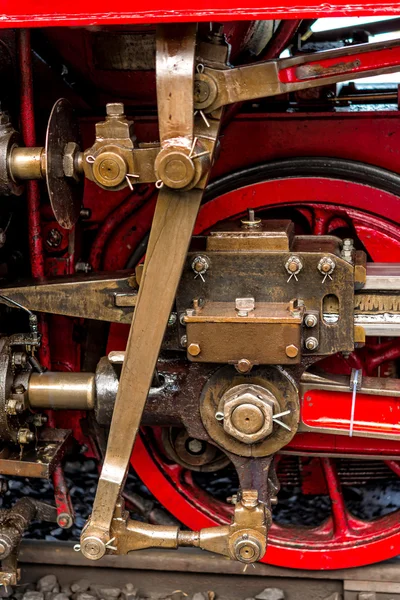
left=385, top=460, right=400, bottom=478
left=321, top=457, right=350, bottom=539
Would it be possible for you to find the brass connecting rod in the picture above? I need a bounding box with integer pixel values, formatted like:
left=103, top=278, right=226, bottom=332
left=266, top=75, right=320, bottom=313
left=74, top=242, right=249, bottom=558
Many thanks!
left=79, top=23, right=222, bottom=561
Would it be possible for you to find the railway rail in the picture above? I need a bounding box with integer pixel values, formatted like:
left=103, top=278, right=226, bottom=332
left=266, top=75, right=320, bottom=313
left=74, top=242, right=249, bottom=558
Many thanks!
left=15, top=541, right=400, bottom=600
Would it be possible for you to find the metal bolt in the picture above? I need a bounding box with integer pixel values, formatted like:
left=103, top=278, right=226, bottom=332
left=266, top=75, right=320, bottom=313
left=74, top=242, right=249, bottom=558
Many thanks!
left=15, top=401, right=24, bottom=413
left=80, top=536, right=107, bottom=560
left=75, top=261, right=92, bottom=274
left=191, top=255, right=210, bottom=281
left=317, top=256, right=336, bottom=275
left=180, top=335, right=187, bottom=348
left=285, top=344, right=299, bottom=358
left=12, top=351, right=27, bottom=367
left=305, top=336, right=319, bottom=351
left=106, top=102, right=125, bottom=117
left=168, top=312, right=177, bottom=327
left=57, top=513, right=73, bottom=528
left=187, top=438, right=203, bottom=454
left=80, top=208, right=91, bottom=219
left=13, top=384, right=25, bottom=394
left=285, top=255, right=303, bottom=277
left=32, top=413, right=47, bottom=427
left=235, top=297, right=255, bottom=317
left=187, top=343, right=201, bottom=356
left=341, top=238, right=354, bottom=263
left=236, top=358, right=252, bottom=373
left=46, top=228, right=62, bottom=248
left=215, top=411, right=224, bottom=421
left=304, top=314, right=318, bottom=328
left=241, top=208, right=261, bottom=228
left=17, top=428, right=35, bottom=444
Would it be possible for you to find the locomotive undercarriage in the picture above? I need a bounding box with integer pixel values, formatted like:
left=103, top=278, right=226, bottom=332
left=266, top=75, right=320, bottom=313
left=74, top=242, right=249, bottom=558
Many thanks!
left=2, top=20, right=400, bottom=582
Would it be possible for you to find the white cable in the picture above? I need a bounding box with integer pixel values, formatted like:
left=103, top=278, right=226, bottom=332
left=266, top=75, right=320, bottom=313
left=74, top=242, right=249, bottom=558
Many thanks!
left=349, top=369, right=361, bottom=437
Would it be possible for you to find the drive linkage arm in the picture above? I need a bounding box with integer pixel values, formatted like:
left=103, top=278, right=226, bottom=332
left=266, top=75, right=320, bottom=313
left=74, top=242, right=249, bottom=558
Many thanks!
left=194, top=38, right=400, bottom=113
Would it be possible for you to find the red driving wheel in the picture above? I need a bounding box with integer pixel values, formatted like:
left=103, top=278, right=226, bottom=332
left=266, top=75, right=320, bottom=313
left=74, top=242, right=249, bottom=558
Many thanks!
left=126, top=160, right=400, bottom=570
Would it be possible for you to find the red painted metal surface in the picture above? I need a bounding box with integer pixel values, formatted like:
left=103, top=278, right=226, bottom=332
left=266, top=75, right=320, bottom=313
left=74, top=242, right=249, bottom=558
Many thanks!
left=2, top=1, right=400, bottom=28
left=302, top=390, right=400, bottom=437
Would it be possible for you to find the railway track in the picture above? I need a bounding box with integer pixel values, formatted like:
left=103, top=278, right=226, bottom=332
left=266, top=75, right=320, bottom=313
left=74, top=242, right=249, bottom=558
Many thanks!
left=16, top=541, right=400, bottom=600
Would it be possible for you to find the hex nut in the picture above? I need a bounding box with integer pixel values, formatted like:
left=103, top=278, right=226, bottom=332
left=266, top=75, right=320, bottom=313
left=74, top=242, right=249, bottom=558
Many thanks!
left=188, top=343, right=201, bottom=357
left=304, top=314, right=318, bottom=328
left=221, top=384, right=277, bottom=444
left=305, top=336, right=319, bottom=351
left=285, top=344, right=299, bottom=358
left=63, top=142, right=81, bottom=181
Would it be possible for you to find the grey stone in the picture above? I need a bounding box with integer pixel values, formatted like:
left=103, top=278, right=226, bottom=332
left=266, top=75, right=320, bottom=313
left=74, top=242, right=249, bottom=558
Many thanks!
left=255, top=590, right=285, bottom=600
left=73, top=594, right=97, bottom=600
left=52, top=594, right=71, bottom=600
left=89, top=587, right=120, bottom=600
left=61, top=588, right=71, bottom=597
left=22, top=592, right=45, bottom=600
left=37, top=577, right=59, bottom=594
left=71, top=583, right=90, bottom=595
left=121, top=585, right=137, bottom=600
left=192, top=595, right=207, bottom=600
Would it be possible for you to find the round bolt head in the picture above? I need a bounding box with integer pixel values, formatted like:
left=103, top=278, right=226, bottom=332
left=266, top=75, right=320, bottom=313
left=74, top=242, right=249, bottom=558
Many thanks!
left=233, top=536, right=263, bottom=563
left=80, top=536, right=106, bottom=560
left=180, top=335, right=188, bottom=348
left=57, top=512, right=74, bottom=528
left=191, top=255, right=210, bottom=274
left=236, top=358, right=252, bottom=373
left=318, top=256, right=335, bottom=274
left=93, top=152, right=127, bottom=188
left=285, top=255, right=303, bottom=274
left=156, top=149, right=196, bottom=189
left=188, top=342, right=201, bottom=357
left=231, top=402, right=265, bottom=435
left=285, top=344, right=299, bottom=358
left=305, top=336, right=319, bottom=351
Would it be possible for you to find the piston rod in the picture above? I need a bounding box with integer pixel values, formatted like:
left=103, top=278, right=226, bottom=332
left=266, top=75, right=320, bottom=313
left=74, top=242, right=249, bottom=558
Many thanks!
left=28, top=371, right=95, bottom=410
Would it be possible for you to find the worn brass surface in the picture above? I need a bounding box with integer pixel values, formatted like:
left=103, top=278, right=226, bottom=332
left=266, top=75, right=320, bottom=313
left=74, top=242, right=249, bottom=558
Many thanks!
left=195, top=39, right=400, bottom=113
left=200, top=366, right=299, bottom=457
left=109, top=489, right=269, bottom=563
left=0, top=272, right=137, bottom=324
left=84, top=104, right=136, bottom=191
left=81, top=23, right=222, bottom=559
left=207, top=219, right=295, bottom=252
left=178, top=233, right=356, bottom=359
left=28, top=372, right=95, bottom=411
left=185, top=301, right=302, bottom=365
left=9, top=147, right=44, bottom=180
left=220, top=384, right=276, bottom=444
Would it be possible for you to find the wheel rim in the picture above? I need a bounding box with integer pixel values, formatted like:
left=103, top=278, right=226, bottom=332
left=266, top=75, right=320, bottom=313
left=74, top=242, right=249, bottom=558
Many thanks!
left=127, top=162, right=400, bottom=570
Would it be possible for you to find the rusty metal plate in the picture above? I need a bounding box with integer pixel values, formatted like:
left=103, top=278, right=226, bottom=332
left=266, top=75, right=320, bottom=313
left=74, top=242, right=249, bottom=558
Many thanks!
left=0, top=428, right=71, bottom=478
left=177, top=239, right=355, bottom=358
